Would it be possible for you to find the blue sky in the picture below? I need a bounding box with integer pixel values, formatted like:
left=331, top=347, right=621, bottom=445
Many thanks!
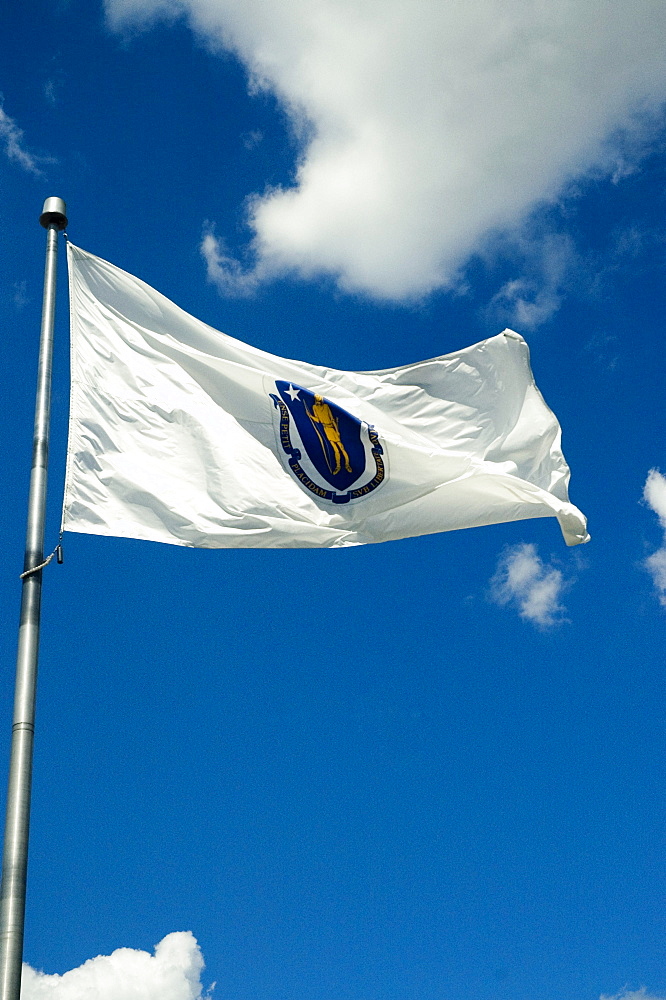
left=1, top=2, right=665, bottom=999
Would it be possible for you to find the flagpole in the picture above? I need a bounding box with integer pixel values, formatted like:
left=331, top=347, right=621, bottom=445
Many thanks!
left=0, top=198, right=67, bottom=1000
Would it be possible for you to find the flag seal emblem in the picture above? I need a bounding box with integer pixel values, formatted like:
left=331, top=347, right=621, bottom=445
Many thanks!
left=270, top=381, right=386, bottom=504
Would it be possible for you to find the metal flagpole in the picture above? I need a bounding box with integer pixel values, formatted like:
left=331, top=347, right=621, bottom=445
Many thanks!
left=0, top=198, right=67, bottom=1000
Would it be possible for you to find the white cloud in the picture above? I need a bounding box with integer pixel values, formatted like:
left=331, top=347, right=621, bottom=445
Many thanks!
left=241, top=128, right=263, bottom=150
left=645, top=548, right=666, bottom=604
left=485, top=230, right=578, bottom=330
left=601, top=991, right=666, bottom=1000
left=643, top=468, right=666, bottom=606
left=22, top=932, right=208, bottom=1000
left=13, top=280, right=29, bottom=310
left=200, top=225, right=259, bottom=296
left=490, top=542, right=568, bottom=627
left=0, top=102, right=44, bottom=176
left=106, top=0, right=666, bottom=301
left=643, top=468, right=666, bottom=528
left=44, top=80, right=59, bottom=106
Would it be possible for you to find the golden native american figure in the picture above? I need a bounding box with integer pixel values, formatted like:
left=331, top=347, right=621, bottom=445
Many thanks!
left=306, top=394, right=353, bottom=475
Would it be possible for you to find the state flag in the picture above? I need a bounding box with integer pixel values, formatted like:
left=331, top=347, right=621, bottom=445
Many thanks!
left=63, top=243, right=588, bottom=549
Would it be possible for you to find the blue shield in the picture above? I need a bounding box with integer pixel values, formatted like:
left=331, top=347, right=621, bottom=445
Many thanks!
left=275, top=381, right=367, bottom=491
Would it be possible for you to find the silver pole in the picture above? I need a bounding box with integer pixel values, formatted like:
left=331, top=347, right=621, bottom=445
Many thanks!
left=0, top=198, right=67, bottom=1000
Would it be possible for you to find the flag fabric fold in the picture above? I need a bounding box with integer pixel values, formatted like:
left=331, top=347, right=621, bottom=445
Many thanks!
left=63, top=243, right=588, bottom=549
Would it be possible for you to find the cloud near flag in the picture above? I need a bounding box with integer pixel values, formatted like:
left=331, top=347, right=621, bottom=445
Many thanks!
left=63, top=243, right=588, bottom=549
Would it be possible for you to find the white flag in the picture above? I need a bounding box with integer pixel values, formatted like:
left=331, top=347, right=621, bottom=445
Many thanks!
left=63, top=244, right=588, bottom=549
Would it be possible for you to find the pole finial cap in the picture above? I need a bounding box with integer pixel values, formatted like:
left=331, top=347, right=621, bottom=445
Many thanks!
left=39, top=197, right=68, bottom=230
